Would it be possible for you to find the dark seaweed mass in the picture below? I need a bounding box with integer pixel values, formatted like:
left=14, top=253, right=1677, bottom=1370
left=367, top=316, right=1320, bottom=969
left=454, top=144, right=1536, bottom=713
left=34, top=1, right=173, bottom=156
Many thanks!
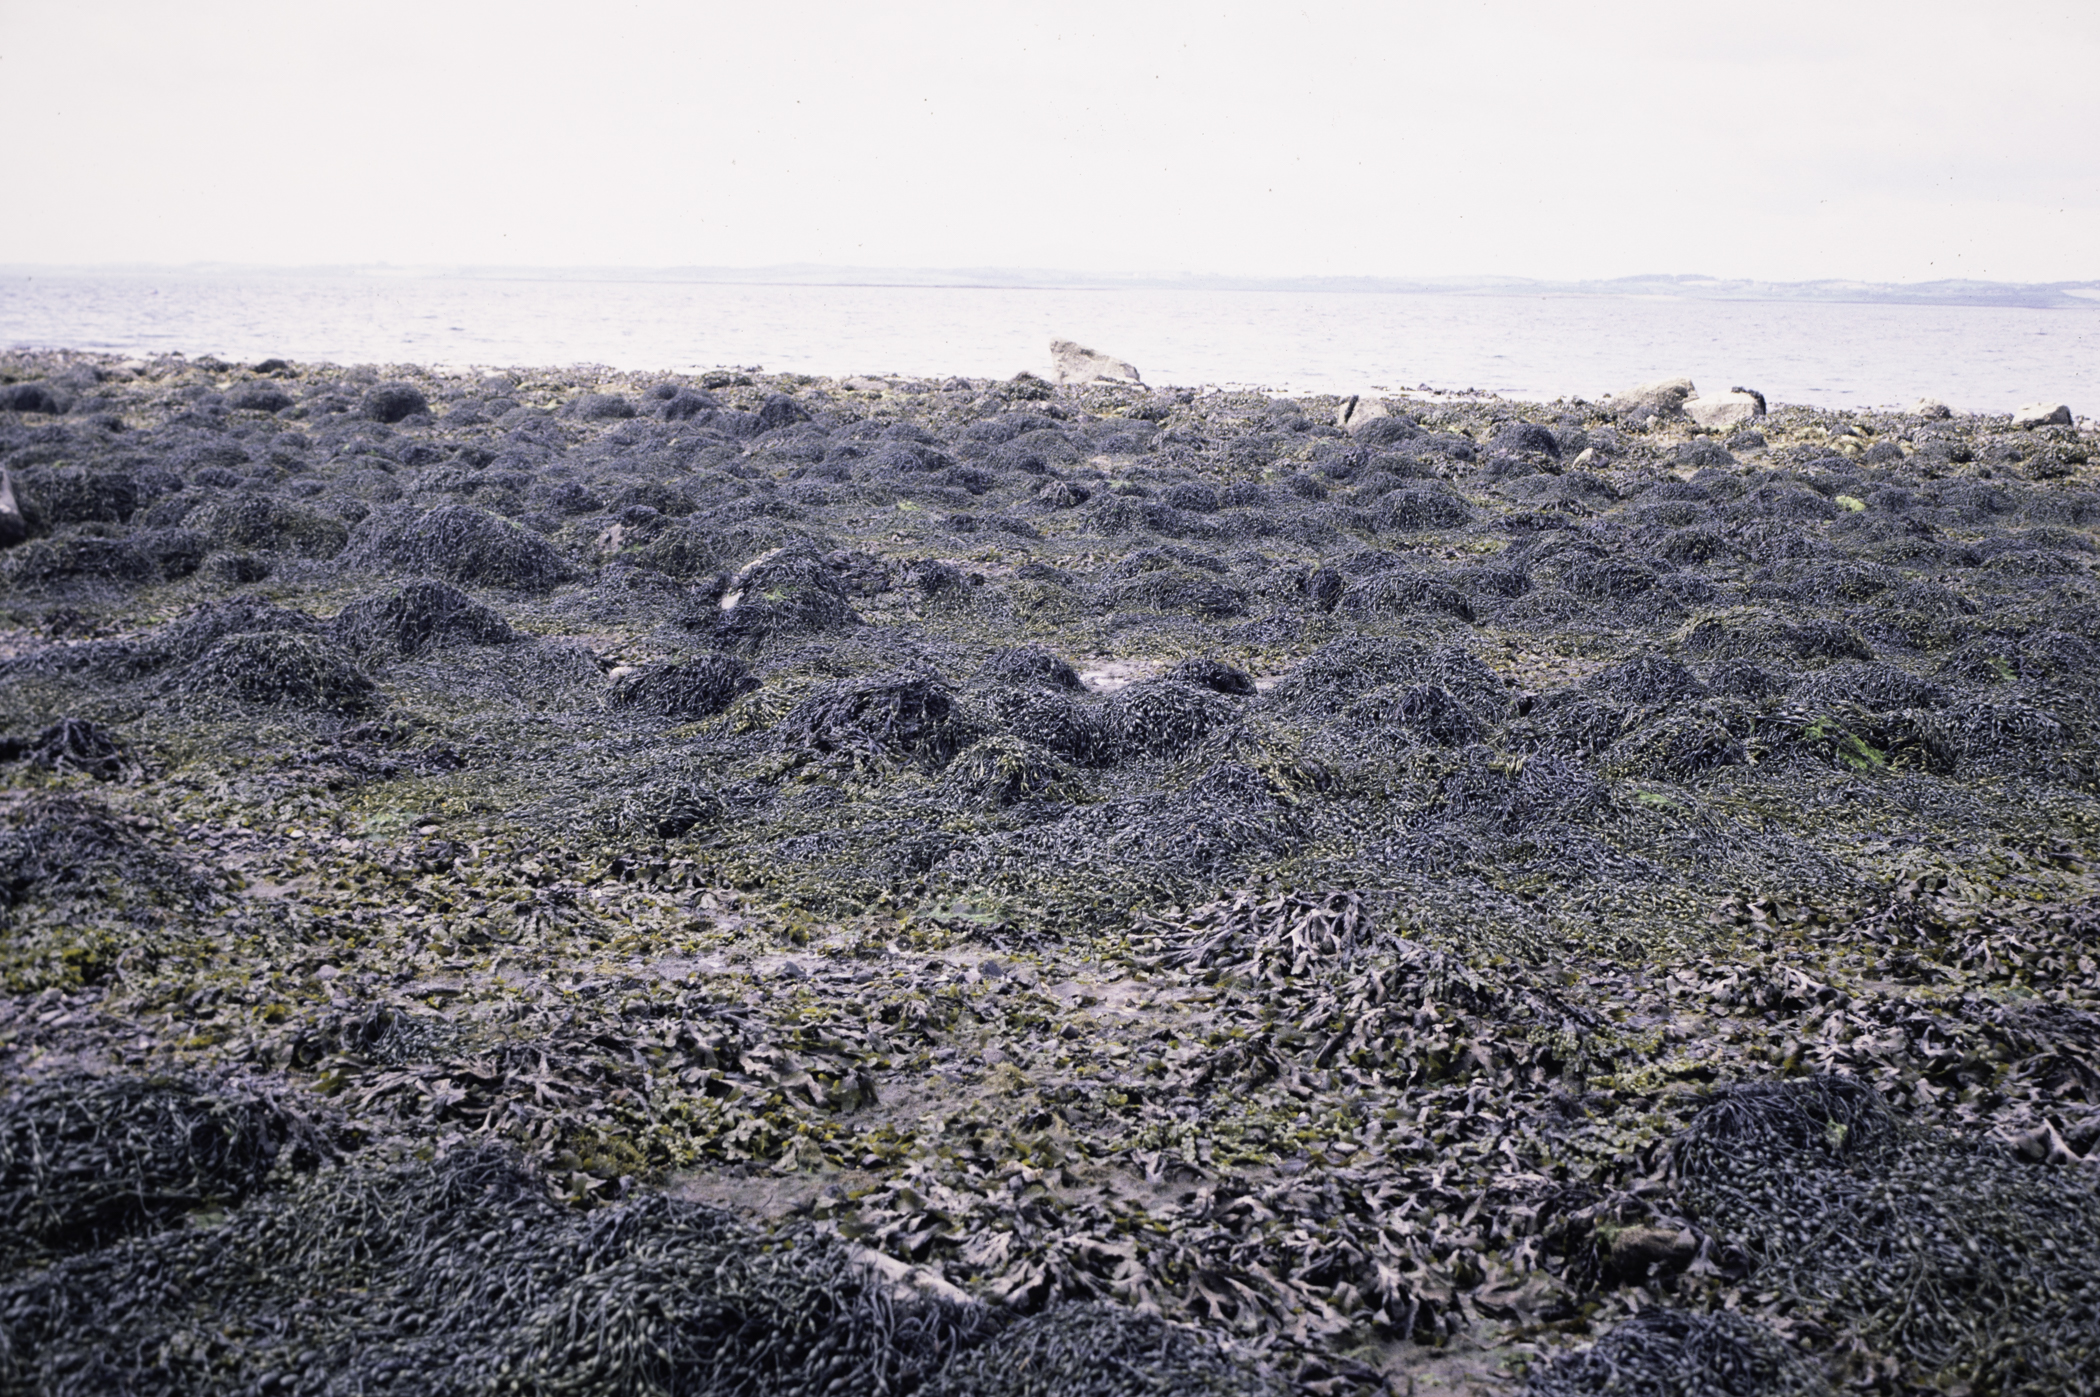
left=2, top=349, right=2097, bottom=1396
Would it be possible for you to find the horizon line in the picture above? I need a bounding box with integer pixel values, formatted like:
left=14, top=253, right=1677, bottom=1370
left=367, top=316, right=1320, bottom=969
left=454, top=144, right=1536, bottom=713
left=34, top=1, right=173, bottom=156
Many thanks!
left=5, top=261, right=2100, bottom=310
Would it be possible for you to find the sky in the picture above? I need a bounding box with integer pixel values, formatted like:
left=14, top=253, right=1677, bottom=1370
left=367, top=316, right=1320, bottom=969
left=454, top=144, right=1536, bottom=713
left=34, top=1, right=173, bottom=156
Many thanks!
left=2, top=0, right=2097, bottom=283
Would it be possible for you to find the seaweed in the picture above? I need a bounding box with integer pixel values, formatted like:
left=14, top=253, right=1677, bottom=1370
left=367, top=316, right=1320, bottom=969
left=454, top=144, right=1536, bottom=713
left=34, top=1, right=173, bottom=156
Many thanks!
left=0, top=718, right=134, bottom=782
left=1523, top=1309, right=1828, bottom=1397
left=2, top=348, right=2097, bottom=1395
left=329, top=579, right=521, bottom=658
left=0, top=1072, right=324, bottom=1270
left=340, top=503, right=574, bottom=592
left=608, top=655, right=757, bottom=719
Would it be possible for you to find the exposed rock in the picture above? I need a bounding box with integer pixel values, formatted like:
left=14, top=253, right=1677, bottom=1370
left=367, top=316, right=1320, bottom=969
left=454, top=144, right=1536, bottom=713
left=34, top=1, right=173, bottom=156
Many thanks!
left=1685, top=390, right=1765, bottom=430
left=0, top=468, right=27, bottom=548
left=2012, top=402, right=2074, bottom=429
left=1606, top=1225, right=1698, bottom=1279
left=1605, top=377, right=1696, bottom=419
left=1049, top=339, right=1140, bottom=386
left=1335, top=395, right=1391, bottom=432
left=1912, top=397, right=1954, bottom=419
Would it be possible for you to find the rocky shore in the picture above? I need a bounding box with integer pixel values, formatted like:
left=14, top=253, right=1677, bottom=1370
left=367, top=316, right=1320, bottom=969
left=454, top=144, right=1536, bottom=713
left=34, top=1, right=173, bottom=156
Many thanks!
left=2, top=346, right=2097, bottom=1396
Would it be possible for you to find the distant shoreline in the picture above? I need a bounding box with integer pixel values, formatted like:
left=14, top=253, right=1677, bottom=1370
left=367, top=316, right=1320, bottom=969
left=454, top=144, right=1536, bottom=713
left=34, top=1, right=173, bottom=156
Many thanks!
left=5, top=263, right=2100, bottom=312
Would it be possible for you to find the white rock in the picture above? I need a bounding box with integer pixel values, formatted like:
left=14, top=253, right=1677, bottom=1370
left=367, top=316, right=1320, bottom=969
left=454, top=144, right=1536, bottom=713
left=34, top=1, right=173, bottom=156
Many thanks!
left=850, top=1245, right=978, bottom=1308
left=1050, top=339, right=1141, bottom=386
left=2011, top=402, right=2073, bottom=429
left=0, top=468, right=24, bottom=548
left=1605, top=377, right=1697, bottom=417
left=842, top=376, right=890, bottom=393
left=1335, top=394, right=1391, bottom=432
left=1684, top=391, right=1764, bottom=430
left=1911, top=397, right=1953, bottom=419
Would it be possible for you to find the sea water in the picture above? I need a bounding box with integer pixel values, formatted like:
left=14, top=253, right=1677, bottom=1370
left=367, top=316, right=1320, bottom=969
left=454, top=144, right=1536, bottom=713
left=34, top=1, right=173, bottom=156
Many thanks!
left=3, top=270, right=2094, bottom=415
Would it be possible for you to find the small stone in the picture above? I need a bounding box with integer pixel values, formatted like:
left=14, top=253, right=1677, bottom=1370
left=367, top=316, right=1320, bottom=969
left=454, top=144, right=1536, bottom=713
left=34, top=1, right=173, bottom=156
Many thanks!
left=1912, top=397, right=1954, bottom=419
left=2011, top=402, right=2073, bottom=429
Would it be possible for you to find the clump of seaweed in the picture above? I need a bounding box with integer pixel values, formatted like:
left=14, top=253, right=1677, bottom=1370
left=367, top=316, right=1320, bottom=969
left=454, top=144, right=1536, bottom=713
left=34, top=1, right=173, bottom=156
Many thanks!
left=162, top=631, right=379, bottom=714
left=1672, top=1075, right=2100, bottom=1396
left=0, top=1144, right=999, bottom=1397
left=608, top=654, right=757, bottom=719
left=939, top=735, right=1069, bottom=808
left=709, top=542, right=862, bottom=650
left=974, top=644, right=1083, bottom=691
left=329, top=579, right=520, bottom=659
left=777, top=665, right=978, bottom=773
left=0, top=718, right=134, bottom=781
left=0, top=1072, right=324, bottom=1270
left=1104, top=678, right=1241, bottom=760
left=1523, top=1309, right=1829, bottom=1397
left=922, top=1301, right=1287, bottom=1397
left=340, top=503, right=574, bottom=592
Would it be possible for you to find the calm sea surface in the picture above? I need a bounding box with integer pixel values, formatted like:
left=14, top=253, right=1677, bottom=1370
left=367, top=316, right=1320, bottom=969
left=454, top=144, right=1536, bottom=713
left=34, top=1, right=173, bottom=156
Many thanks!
left=3, top=271, right=2095, bottom=415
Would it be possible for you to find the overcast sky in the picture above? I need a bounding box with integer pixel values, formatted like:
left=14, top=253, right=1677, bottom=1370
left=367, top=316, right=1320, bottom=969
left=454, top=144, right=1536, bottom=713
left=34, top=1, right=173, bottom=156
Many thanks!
left=3, top=0, right=2095, bottom=283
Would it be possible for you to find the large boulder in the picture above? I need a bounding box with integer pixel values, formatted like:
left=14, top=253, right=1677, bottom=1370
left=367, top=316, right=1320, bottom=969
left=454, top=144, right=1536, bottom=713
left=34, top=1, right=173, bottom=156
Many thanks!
left=1335, top=394, right=1390, bottom=432
left=1605, top=377, right=1697, bottom=420
left=1685, top=389, right=1766, bottom=430
left=1050, top=339, right=1140, bottom=386
left=2012, top=402, right=2074, bottom=429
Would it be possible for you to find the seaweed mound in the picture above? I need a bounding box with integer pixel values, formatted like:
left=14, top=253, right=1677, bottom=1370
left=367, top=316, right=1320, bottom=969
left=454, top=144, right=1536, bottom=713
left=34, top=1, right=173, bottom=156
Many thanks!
left=1267, top=636, right=1506, bottom=721
left=1523, top=1309, right=1827, bottom=1397
left=975, top=645, right=1083, bottom=691
left=341, top=505, right=574, bottom=592
left=0, top=1145, right=995, bottom=1397
left=184, top=496, right=350, bottom=559
left=923, top=1302, right=1286, bottom=1397
left=608, top=654, right=757, bottom=719
left=0, top=1073, right=320, bottom=1269
left=939, top=735, right=1067, bottom=808
left=1672, top=1076, right=2100, bottom=1396
left=985, top=685, right=1108, bottom=763
left=1340, top=682, right=1485, bottom=746
left=329, top=579, right=520, bottom=659
left=165, top=632, right=379, bottom=714
left=0, top=794, right=202, bottom=912
left=779, top=666, right=975, bottom=771
left=1105, top=679, right=1241, bottom=760
left=1169, top=657, right=1258, bottom=696
left=712, top=544, right=860, bottom=648
left=360, top=382, right=429, bottom=423
left=0, top=718, right=132, bottom=781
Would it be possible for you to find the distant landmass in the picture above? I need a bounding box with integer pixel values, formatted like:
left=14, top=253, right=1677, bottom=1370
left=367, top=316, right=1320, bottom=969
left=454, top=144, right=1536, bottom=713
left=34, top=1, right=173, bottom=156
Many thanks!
left=7, top=263, right=2099, bottom=309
